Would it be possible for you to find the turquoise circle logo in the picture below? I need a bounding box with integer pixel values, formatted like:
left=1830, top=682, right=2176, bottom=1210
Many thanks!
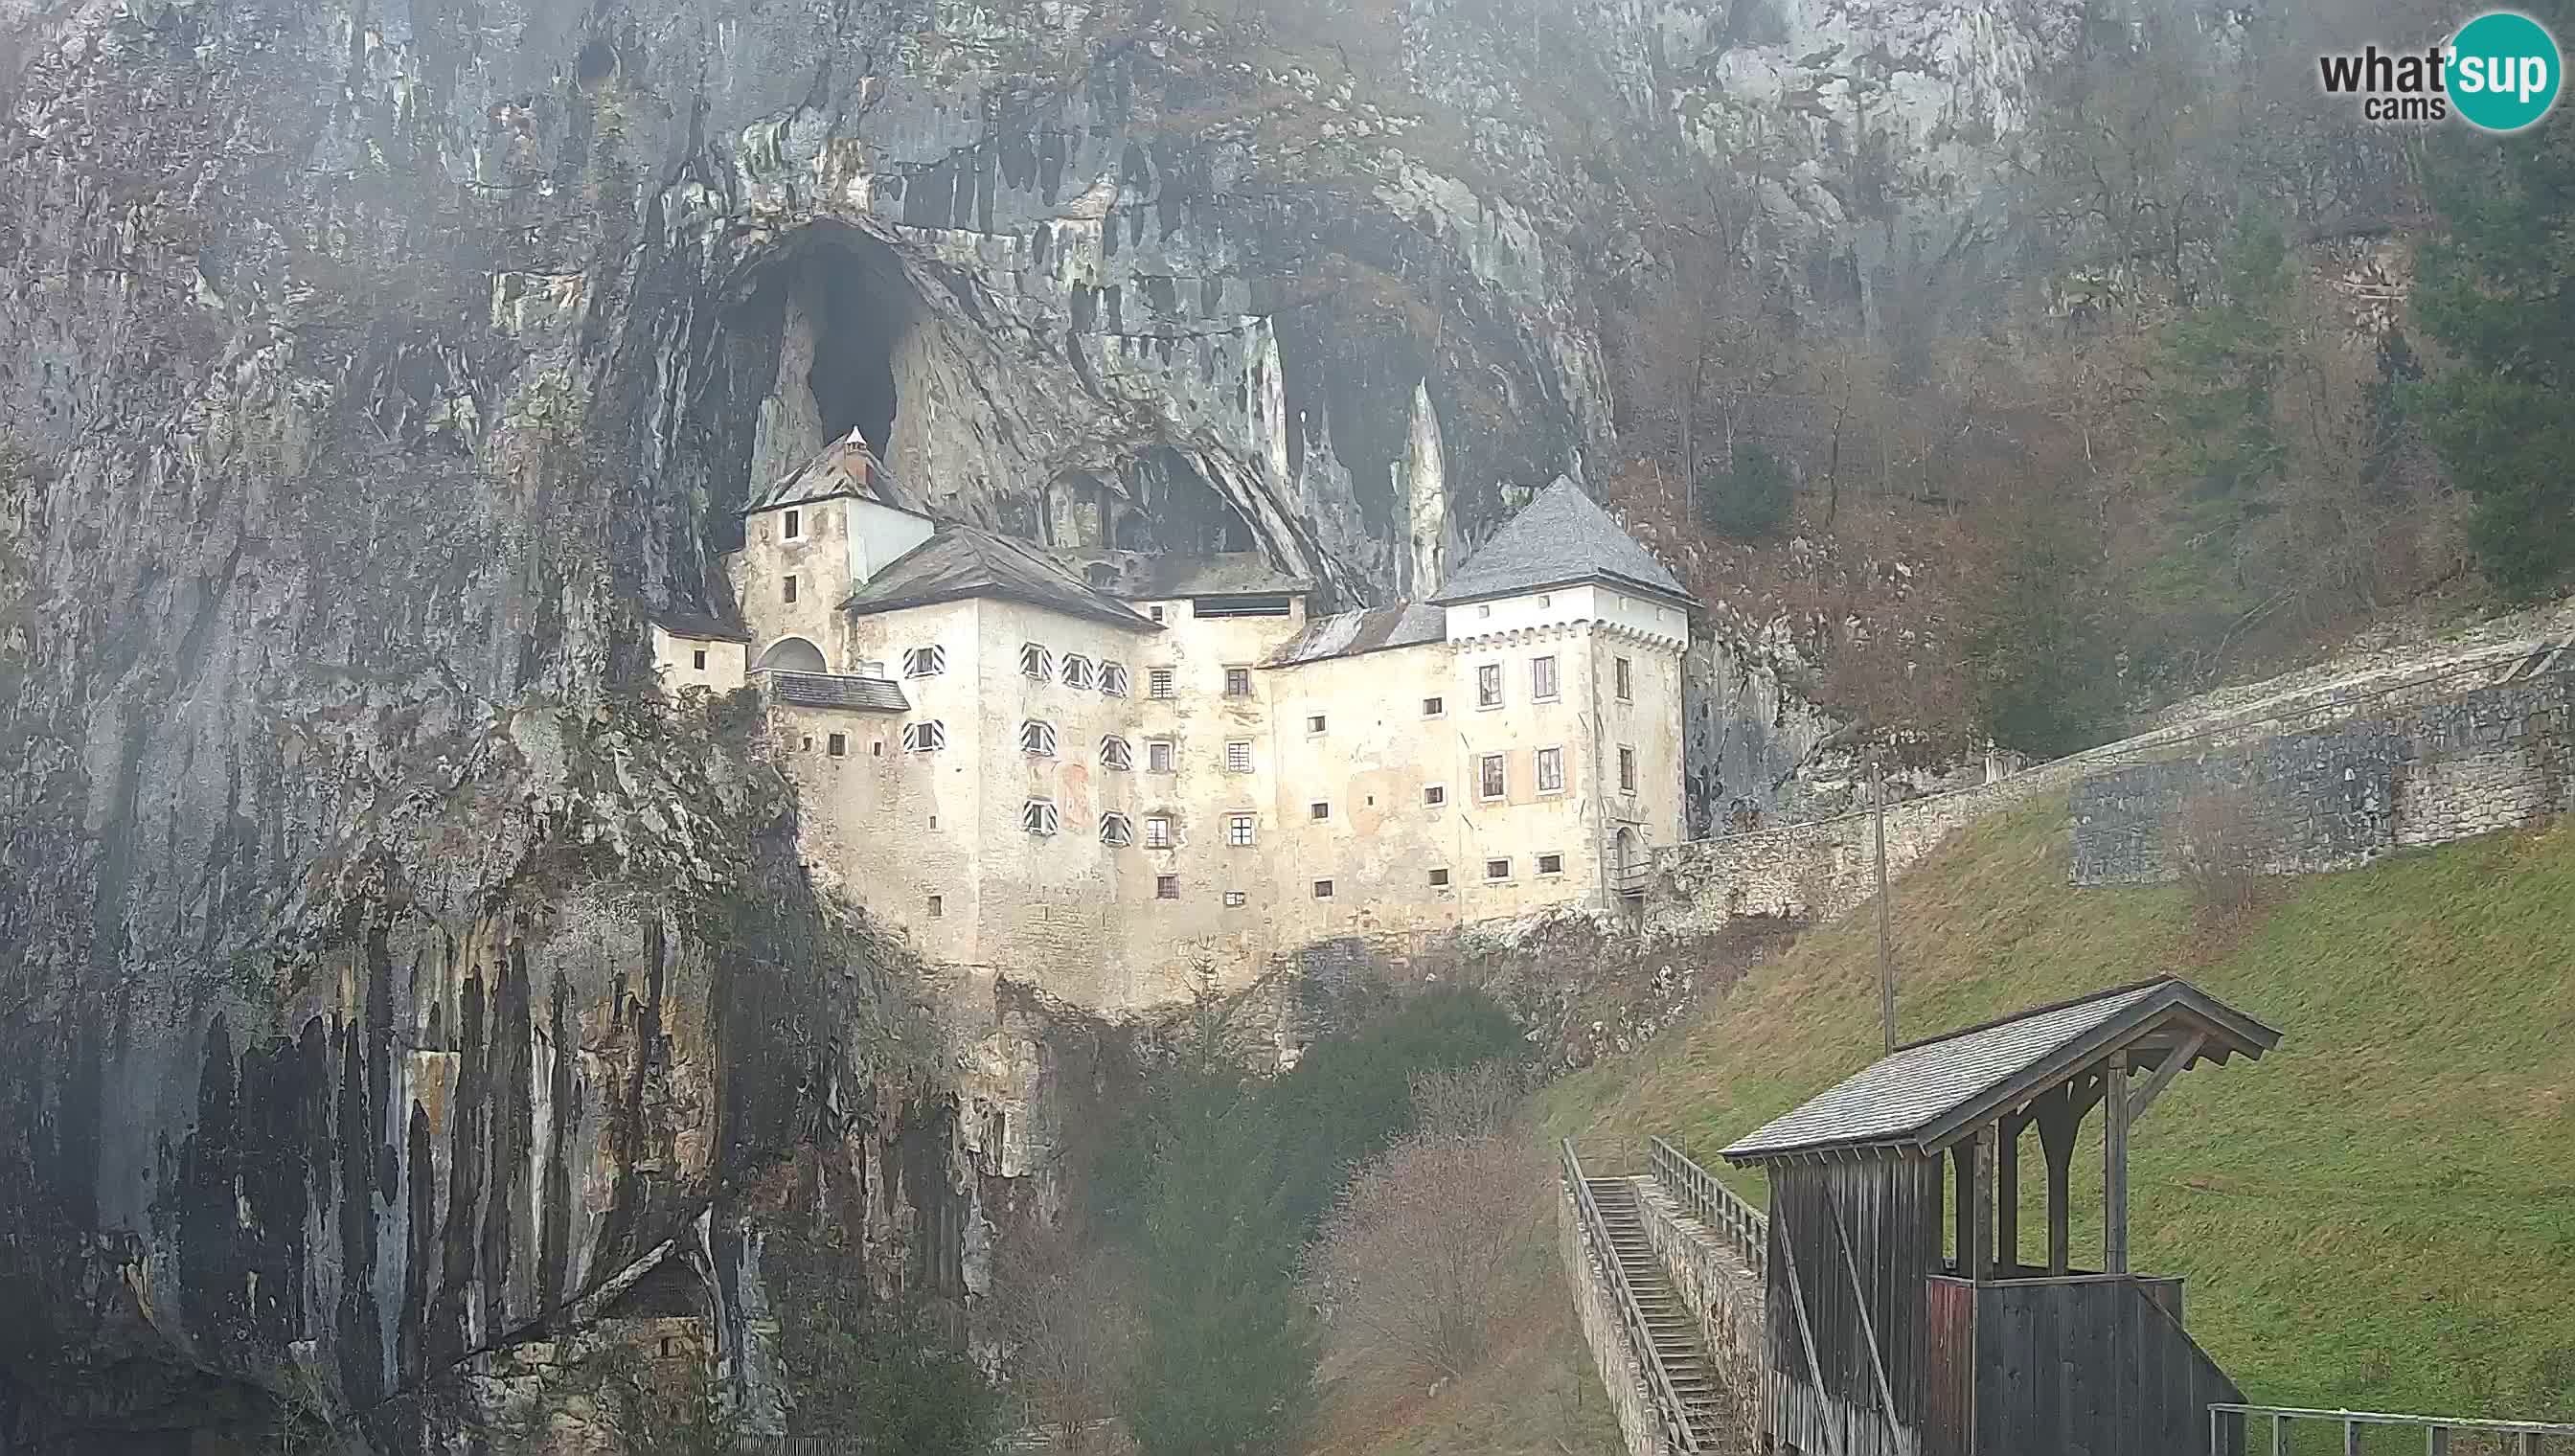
left=2449, top=11, right=2562, bottom=131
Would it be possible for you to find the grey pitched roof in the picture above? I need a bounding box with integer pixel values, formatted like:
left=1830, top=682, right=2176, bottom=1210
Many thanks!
left=1265, top=603, right=1447, bottom=667
left=647, top=606, right=752, bottom=644
left=746, top=432, right=927, bottom=516
left=1058, top=549, right=1316, bottom=601
left=1430, top=478, right=1697, bottom=609
left=841, top=526, right=1159, bottom=632
left=766, top=671, right=910, bottom=713
left=1720, top=977, right=2281, bottom=1165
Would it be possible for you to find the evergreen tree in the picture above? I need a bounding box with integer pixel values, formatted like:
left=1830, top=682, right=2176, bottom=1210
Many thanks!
left=1963, top=496, right=2125, bottom=759
left=2412, top=66, right=2575, bottom=599
left=1696, top=443, right=1794, bottom=539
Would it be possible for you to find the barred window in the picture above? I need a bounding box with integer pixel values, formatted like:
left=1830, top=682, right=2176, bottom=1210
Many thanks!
left=1223, top=666, right=1252, bottom=697
left=1022, top=800, right=1059, bottom=835
left=1021, top=719, right=1059, bottom=757
left=1149, top=667, right=1175, bottom=698
left=902, top=646, right=946, bottom=678
left=902, top=721, right=946, bottom=752
left=1147, top=739, right=1176, bottom=773
left=1019, top=643, right=1053, bottom=681
left=1227, top=814, right=1256, bottom=847
left=1100, top=735, right=1134, bottom=770
left=1225, top=739, right=1253, bottom=774
left=1100, top=812, right=1133, bottom=847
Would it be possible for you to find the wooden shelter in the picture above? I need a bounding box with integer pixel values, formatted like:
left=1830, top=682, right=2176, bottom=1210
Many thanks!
left=1720, top=977, right=2282, bottom=1456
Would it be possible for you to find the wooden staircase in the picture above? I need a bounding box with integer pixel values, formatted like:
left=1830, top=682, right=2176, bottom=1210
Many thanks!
left=1585, top=1175, right=1736, bottom=1449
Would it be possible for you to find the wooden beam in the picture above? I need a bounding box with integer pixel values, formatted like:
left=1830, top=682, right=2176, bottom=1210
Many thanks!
left=1971, top=1123, right=1998, bottom=1281
left=1829, top=1198, right=1905, bottom=1455
left=1953, top=1137, right=1976, bottom=1274
left=2038, top=1081, right=2082, bottom=1276
left=2128, top=1030, right=2211, bottom=1126
left=2106, top=1054, right=2131, bottom=1276
left=1996, top=1113, right=2021, bottom=1272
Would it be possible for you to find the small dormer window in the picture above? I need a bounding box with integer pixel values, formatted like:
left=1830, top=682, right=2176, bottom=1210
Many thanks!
left=783, top=576, right=799, bottom=604
left=785, top=509, right=803, bottom=540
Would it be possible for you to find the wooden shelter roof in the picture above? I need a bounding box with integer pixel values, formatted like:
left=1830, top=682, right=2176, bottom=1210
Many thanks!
left=1720, top=977, right=2280, bottom=1165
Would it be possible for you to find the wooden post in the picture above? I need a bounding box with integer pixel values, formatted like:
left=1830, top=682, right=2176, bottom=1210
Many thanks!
left=1995, top=1113, right=2021, bottom=1274
left=1971, top=1123, right=1999, bottom=1281
left=2106, top=1053, right=2131, bottom=1275
left=1954, top=1137, right=1979, bottom=1276
left=2038, top=1084, right=2080, bottom=1276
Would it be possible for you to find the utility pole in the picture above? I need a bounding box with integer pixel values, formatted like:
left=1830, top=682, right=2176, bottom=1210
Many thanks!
left=1873, top=749, right=1895, bottom=1056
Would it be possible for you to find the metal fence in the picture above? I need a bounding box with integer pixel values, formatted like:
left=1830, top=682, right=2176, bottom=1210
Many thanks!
left=2211, top=1403, right=2575, bottom=1455
left=1647, top=1134, right=1766, bottom=1270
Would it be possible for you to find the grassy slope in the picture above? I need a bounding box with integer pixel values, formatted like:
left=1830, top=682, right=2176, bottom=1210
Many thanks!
left=1547, top=794, right=2575, bottom=1421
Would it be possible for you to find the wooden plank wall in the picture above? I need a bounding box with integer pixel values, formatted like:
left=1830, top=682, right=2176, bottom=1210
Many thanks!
left=1765, top=1155, right=1945, bottom=1456
left=1968, top=1277, right=2245, bottom=1456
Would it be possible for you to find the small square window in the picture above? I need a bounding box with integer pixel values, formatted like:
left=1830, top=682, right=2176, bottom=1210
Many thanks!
left=1478, top=754, right=1506, bottom=801
left=1223, top=890, right=1246, bottom=907
left=872, top=740, right=883, bottom=757
left=1477, top=662, right=1503, bottom=708
left=801, top=736, right=814, bottom=751
left=1146, top=815, right=1173, bottom=849
left=1149, top=668, right=1175, bottom=698
left=784, top=509, right=802, bottom=539
left=1307, top=714, right=1327, bottom=734
left=1423, top=695, right=1444, bottom=717
left=1224, top=666, right=1252, bottom=697
left=827, top=733, right=847, bottom=758
left=1227, top=814, right=1256, bottom=847
left=1538, top=853, right=1564, bottom=876
left=1147, top=739, right=1176, bottom=774
left=1150, top=604, right=1166, bottom=622
left=1424, top=785, right=1447, bottom=807
left=692, top=648, right=708, bottom=671
left=1619, top=746, right=1638, bottom=793
left=1225, top=739, right=1253, bottom=773
left=926, top=895, right=944, bottom=918
left=1478, top=603, right=1493, bottom=619
left=1428, top=868, right=1450, bottom=887
left=1532, top=654, right=1560, bottom=702
left=1312, top=879, right=1334, bottom=899
left=1615, top=656, right=1633, bottom=701
left=1155, top=875, right=1180, bottom=899
left=1537, top=593, right=1551, bottom=608
left=1486, top=857, right=1512, bottom=881
left=1310, top=802, right=1329, bottom=820
left=783, top=575, right=799, bottom=604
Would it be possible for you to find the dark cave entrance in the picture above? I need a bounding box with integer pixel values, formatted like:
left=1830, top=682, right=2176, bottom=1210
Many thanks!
left=799, top=239, right=910, bottom=460
left=725, top=225, right=921, bottom=519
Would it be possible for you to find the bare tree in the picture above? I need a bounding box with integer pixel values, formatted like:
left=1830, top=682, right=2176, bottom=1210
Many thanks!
left=987, top=1224, right=1140, bottom=1452
left=2167, top=787, right=2268, bottom=927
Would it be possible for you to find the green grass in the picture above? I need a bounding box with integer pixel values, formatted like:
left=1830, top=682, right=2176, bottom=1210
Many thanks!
left=1547, top=794, right=2575, bottom=1423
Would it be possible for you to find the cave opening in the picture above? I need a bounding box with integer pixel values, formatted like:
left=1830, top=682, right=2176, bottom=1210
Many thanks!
left=731, top=227, right=921, bottom=513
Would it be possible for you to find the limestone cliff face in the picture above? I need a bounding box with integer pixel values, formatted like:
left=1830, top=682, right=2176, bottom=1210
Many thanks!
left=0, top=0, right=2053, bottom=1445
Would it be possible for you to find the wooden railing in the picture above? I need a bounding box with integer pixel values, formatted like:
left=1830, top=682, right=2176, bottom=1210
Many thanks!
left=1648, top=1134, right=1766, bottom=1271
left=1561, top=1139, right=1701, bottom=1455
left=2210, top=1404, right=2575, bottom=1454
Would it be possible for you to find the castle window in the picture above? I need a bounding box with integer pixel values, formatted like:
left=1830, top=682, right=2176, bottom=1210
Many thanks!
left=828, top=733, right=847, bottom=758
left=1020, top=719, right=1059, bottom=757
left=927, top=895, right=944, bottom=918
left=1615, top=656, right=1632, bottom=701
left=1149, top=668, right=1175, bottom=698
left=1312, top=879, right=1334, bottom=899
left=1223, top=666, right=1252, bottom=697
left=784, top=509, right=803, bottom=540
left=1147, top=739, right=1176, bottom=774
left=902, top=646, right=946, bottom=678
left=903, top=720, right=946, bottom=752
left=1532, top=654, right=1560, bottom=702
left=1146, top=815, right=1173, bottom=848
left=1537, top=746, right=1565, bottom=795
left=1019, top=643, right=1053, bottom=681
left=1538, top=853, right=1564, bottom=876
left=1423, top=695, right=1444, bottom=717
left=1307, top=714, right=1327, bottom=735
left=1538, top=593, right=1551, bottom=608
left=1428, top=868, right=1450, bottom=887
left=1023, top=799, right=1060, bottom=836
left=1477, top=662, right=1502, bottom=708
left=1225, top=739, right=1253, bottom=774
left=1310, top=802, right=1330, bottom=821
left=1101, top=661, right=1130, bottom=696
left=1486, top=857, right=1512, bottom=881
left=1061, top=654, right=1097, bottom=690
left=1227, top=814, right=1256, bottom=847
left=1100, top=735, right=1134, bottom=771
left=801, top=736, right=814, bottom=751
left=1619, top=745, right=1637, bottom=793
left=1100, top=812, right=1134, bottom=847
left=1478, top=754, right=1506, bottom=801
left=1156, top=875, right=1181, bottom=899
left=1223, top=890, right=1246, bottom=907
left=692, top=648, right=708, bottom=671
left=1150, top=605, right=1167, bottom=623
left=784, top=575, right=800, bottom=604
left=1424, top=785, right=1447, bottom=807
